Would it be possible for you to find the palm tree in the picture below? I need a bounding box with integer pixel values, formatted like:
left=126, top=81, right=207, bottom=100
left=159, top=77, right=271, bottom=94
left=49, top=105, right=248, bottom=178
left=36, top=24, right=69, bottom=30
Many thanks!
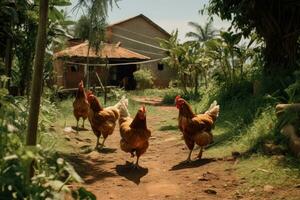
left=186, top=20, right=217, bottom=42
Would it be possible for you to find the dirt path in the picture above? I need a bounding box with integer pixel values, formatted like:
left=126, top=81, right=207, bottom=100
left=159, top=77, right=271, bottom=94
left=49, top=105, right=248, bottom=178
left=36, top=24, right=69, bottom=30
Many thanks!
left=61, top=106, right=249, bottom=200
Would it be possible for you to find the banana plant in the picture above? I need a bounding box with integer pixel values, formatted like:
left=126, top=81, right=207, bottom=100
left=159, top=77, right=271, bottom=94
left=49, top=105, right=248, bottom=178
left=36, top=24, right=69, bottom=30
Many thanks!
left=204, top=31, right=256, bottom=88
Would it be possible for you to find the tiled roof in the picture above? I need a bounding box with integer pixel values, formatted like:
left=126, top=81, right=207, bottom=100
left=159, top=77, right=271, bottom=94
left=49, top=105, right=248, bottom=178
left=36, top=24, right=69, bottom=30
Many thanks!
left=54, top=42, right=150, bottom=60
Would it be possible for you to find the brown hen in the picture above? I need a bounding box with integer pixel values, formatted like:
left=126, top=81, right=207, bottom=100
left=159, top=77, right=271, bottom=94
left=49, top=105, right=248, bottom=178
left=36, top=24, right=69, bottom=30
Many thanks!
left=118, top=102, right=151, bottom=168
left=73, top=80, right=89, bottom=131
left=175, top=96, right=220, bottom=162
left=86, top=92, right=120, bottom=149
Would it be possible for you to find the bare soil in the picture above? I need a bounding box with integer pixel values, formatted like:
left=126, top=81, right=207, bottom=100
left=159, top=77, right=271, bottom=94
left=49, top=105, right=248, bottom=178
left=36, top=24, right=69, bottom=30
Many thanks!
left=60, top=105, right=300, bottom=200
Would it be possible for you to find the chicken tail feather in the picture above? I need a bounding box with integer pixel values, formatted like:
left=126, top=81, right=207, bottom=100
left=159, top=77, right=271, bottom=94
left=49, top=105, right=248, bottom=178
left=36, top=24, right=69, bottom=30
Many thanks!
left=205, top=100, right=220, bottom=118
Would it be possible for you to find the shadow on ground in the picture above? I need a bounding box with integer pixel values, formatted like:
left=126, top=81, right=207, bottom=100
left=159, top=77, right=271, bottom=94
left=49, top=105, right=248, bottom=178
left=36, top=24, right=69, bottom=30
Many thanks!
left=115, top=161, right=148, bottom=185
left=61, top=153, right=116, bottom=184
left=97, top=147, right=117, bottom=154
left=159, top=125, right=178, bottom=131
left=170, top=158, right=216, bottom=171
left=71, top=126, right=89, bottom=132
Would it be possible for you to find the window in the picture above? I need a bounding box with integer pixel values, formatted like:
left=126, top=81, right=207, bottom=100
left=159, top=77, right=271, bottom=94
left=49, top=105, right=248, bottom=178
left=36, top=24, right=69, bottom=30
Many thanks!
left=158, top=63, right=164, bottom=71
left=70, top=65, right=79, bottom=72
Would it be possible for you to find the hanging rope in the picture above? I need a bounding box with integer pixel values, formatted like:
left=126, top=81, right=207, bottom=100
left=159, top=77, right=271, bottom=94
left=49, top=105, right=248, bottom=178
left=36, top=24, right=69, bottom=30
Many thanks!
left=112, top=26, right=159, bottom=42
left=111, top=33, right=167, bottom=51
left=126, top=47, right=165, bottom=56
left=65, top=57, right=167, bottom=67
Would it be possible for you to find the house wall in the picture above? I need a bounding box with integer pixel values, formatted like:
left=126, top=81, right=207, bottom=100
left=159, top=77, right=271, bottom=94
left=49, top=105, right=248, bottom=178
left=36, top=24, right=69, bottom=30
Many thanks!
left=107, top=17, right=177, bottom=87
left=53, top=58, right=109, bottom=89
left=53, top=59, right=64, bottom=87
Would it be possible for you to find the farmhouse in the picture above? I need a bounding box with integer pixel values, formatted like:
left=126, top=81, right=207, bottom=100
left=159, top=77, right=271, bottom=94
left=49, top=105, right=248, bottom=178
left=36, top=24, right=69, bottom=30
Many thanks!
left=53, top=14, right=176, bottom=90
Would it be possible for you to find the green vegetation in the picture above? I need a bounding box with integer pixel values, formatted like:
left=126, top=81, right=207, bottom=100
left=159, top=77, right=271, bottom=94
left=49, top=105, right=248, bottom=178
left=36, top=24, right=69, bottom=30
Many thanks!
left=133, top=69, right=154, bottom=90
left=0, top=78, right=93, bottom=199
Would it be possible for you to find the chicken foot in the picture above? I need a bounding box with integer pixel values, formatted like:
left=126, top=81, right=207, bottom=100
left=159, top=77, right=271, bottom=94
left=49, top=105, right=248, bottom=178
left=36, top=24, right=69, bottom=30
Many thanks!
left=133, top=156, right=141, bottom=169
left=99, top=137, right=107, bottom=149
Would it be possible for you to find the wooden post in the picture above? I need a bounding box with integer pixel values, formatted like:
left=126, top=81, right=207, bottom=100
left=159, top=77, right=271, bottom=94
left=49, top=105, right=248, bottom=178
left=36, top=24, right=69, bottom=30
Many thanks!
left=104, top=56, right=109, bottom=105
left=26, top=0, right=49, bottom=178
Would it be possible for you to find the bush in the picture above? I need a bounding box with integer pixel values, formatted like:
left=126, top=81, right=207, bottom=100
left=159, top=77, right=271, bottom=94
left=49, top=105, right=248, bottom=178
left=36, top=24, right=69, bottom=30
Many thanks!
left=162, top=87, right=183, bottom=104
left=133, top=69, right=154, bottom=90
left=0, top=76, right=94, bottom=199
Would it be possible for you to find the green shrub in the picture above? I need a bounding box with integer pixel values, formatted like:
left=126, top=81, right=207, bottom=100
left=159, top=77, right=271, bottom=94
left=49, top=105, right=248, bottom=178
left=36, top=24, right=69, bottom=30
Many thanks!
left=133, top=69, right=154, bottom=90
left=285, top=71, right=300, bottom=103
left=0, top=76, right=94, bottom=199
left=162, top=87, right=182, bottom=104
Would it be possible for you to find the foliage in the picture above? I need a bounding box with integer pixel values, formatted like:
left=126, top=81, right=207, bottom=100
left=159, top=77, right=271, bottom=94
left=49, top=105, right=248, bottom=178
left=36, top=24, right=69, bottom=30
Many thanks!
left=133, top=69, right=154, bottom=90
left=0, top=77, right=90, bottom=199
left=186, top=20, right=217, bottom=42
left=161, top=87, right=183, bottom=104
left=74, top=15, right=90, bottom=40
left=284, top=71, right=300, bottom=103
left=0, top=0, right=74, bottom=95
left=160, top=31, right=203, bottom=96
left=275, top=71, right=300, bottom=137
left=73, top=0, right=118, bottom=51
left=204, top=31, right=257, bottom=88
left=206, top=0, right=300, bottom=79
left=160, top=29, right=259, bottom=96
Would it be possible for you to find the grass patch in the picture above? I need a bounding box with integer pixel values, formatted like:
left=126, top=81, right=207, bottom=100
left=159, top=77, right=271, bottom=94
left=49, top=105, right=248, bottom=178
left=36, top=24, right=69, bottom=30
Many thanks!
left=237, top=154, right=300, bottom=188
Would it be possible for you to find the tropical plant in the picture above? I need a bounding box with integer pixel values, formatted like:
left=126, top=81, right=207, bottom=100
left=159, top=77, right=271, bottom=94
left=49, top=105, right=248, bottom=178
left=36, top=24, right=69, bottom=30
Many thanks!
left=186, top=20, right=217, bottom=42
left=204, top=31, right=255, bottom=88
left=206, top=0, right=300, bottom=80
left=74, top=15, right=90, bottom=40
left=160, top=31, right=207, bottom=96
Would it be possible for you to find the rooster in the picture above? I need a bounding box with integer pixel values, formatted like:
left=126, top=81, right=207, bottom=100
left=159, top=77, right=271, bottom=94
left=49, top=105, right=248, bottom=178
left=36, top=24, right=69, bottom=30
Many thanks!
left=118, top=101, right=151, bottom=169
left=175, top=96, right=220, bottom=162
left=73, top=80, right=89, bottom=131
left=86, top=92, right=120, bottom=149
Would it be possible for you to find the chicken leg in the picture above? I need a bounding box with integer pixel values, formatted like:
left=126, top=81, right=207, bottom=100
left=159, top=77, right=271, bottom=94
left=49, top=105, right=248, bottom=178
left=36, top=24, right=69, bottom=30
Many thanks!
left=95, top=136, right=100, bottom=149
left=133, top=156, right=141, bottom=169
left=82, top=119, right=85, bottom=128
left=99, top=137, right=107, bottom=149
left=183, top=149, right=193, bottom=163
left=197, top=147, right=203, bottom=159
left=76, top=120, right=79, bottom=133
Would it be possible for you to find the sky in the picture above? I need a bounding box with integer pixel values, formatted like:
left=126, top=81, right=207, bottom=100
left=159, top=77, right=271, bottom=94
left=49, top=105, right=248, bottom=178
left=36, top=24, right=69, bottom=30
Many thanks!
left=66, top=0, right=230, bottom=41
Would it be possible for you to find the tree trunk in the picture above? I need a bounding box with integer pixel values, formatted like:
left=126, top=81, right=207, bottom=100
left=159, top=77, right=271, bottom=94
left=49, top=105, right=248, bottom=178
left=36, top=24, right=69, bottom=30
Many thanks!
left=264, top=36, right=298, bottom=77
left=194, top=70, right=199, bottom=95
left=203, top=69, right=208, bottom=89
left=5, top=38, right=13, bottom=91
left=26, top=0, right=49, bottom=146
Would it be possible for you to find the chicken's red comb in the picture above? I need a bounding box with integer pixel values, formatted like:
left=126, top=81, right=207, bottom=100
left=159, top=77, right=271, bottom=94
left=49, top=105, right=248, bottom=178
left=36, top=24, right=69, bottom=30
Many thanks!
left=175, top=95, right=181, bottom=102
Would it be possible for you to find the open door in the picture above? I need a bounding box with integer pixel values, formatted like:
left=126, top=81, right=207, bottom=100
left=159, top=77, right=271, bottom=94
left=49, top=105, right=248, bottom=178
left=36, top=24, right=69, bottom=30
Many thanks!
left=109, top=64, right=137, bottom=90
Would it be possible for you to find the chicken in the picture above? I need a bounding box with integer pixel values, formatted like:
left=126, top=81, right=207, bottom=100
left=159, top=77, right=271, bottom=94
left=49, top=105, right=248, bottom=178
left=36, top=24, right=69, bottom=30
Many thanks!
left=73, top=80, right=89, bottom=131
left=86, top=92, right=120, bottom=149
left=118, top=102, right=151, bottom=168
left=175, top=96, right=220, bottom=162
